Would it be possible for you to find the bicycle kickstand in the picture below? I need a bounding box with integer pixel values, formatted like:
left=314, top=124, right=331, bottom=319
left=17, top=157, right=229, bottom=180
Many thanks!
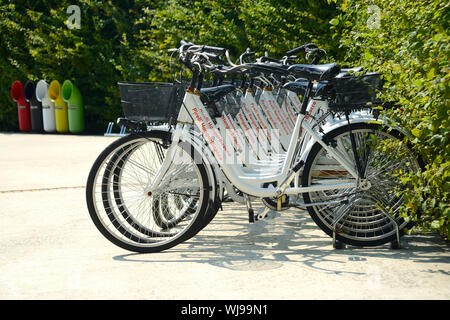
left=244, top=195, right=255, bottom=223
left=244, top=195, right=272, bottom=223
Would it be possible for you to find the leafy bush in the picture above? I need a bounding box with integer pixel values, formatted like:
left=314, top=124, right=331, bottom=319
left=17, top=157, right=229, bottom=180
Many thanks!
left=329, top=0, right=449, bottom=237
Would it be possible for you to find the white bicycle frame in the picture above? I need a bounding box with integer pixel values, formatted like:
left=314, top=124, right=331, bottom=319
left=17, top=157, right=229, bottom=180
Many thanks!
left=219, top=86, right=320, bottom=163
left=147, top=89, right=360, bottom=199
left=218, top=85, right=333, bottom=166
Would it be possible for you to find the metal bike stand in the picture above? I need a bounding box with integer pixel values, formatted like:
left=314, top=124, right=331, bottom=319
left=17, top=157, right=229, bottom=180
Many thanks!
left=370, top=193, right=402, bottom=249
left=382, top=210, right=402, bottom=249
left=104, top=122, right=127, bottom=137
left=332, top=230, right=346, bottom=250
left=331, top=197, right=353, bottom=250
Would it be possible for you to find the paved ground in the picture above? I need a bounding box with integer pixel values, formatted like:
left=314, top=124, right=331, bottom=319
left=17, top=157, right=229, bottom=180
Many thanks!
left=0, top=132, right=449, bottom=300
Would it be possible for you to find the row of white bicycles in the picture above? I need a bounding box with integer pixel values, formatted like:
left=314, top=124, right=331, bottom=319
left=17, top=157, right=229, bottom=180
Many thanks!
left=86, top=41, right=423, bottom=253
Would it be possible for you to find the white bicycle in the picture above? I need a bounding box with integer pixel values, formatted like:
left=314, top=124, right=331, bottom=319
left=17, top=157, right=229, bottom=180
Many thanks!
left=86, top=41, right=422, bottom=253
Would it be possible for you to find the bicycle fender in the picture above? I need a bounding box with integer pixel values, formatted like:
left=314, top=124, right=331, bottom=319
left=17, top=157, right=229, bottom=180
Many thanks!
left=180, top=126, right=224, bottom=202
left=298, top=112, right=407, bottom=163
left=323, top=112, right=411, bottom=138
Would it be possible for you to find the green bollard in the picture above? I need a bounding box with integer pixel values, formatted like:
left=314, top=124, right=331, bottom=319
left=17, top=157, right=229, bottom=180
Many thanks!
left=49, top=80, right=69, bottom=133
left=62, top=80, right=84, bottom=133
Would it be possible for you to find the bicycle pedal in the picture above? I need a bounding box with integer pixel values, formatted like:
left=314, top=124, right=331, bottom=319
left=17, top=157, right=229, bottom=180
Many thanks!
left=255, top=207, right=271, bottom=221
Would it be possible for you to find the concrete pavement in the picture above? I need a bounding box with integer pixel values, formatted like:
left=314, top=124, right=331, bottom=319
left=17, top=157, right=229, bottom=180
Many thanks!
left=0, top=132, right=449, bottom=300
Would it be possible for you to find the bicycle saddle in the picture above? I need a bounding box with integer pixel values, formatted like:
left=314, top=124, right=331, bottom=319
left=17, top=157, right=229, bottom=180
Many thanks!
left=200, top=84, right=236, bottom=104
left=283, top=79, right=328, bottom=97
left=287, top=63, right=341, bottom=82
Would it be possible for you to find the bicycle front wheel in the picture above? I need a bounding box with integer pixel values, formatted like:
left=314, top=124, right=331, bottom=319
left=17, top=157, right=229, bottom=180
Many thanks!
left=301, top=122, right=422, bottom=247
left=86, top=131, right=212, bottom=253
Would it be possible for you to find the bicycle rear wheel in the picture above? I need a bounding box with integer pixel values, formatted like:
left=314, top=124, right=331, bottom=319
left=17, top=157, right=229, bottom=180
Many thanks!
left=301, top=122, right=422, bottom=247
left=86, top=131, right=212, bottom=253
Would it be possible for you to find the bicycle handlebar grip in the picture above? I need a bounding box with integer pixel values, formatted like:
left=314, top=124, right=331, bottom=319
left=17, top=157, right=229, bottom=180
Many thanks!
left=180, top=40, right=194, bottom=46
left=201, top=45, right=226, bottom=56
left=286, top=43, right=318, bottom=56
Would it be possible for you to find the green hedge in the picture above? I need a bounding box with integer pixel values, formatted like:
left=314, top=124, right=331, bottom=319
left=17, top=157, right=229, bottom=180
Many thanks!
left=329, top=0, right=449, bottom=237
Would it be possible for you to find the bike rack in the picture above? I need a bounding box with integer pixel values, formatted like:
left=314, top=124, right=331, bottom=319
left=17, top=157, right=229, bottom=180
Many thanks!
left=104, top=121, right=127, bottom=137
left=330, top=196, right=402, bottom=250
left=331, top=198, right=353, bottom=250
left=384, top=210, right=402, bottom=249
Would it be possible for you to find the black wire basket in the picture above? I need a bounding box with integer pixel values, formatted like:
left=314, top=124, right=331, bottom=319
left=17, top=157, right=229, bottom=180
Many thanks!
left=118, top=82, right=186, bottom=122
left=329, top=72, right=383, bottom=110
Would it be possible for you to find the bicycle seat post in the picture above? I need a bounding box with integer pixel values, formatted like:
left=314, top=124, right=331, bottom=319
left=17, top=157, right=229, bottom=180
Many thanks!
left=299, top=81, right=314, bottom=115
left=196, top=73, right=204, bottom=94
left=188, top=71, right=199, bottom=93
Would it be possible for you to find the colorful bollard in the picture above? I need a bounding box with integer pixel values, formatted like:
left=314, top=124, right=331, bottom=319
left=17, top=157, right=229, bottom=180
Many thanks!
left=24, top=80, right=44, bottom=132
left=62, top=80, right=84, bottom=133
left=36, top=80, right=56, bottom=133
left=48, top=80, right=69, bottom=133
left=11, top=81, right=32, bottom=132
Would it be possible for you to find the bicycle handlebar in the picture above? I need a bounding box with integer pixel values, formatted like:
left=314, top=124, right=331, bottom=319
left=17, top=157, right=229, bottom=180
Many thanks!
left=308, top=48, right=327, bottom=64
left=180, top=40, right=226, bottom=56
left=180, top=40, right=194, bottom=47
left=201, top=45, right=226, bottom=56
left=176, top=40, right=326, bottom=79
left=286, top=43, right=318, bottom=56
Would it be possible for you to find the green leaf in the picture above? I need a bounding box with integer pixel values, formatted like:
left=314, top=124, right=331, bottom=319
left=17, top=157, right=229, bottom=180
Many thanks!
left=330, top=18, right=339, bottom=26
left=427, top=68, right=435, bottom=80
left=431, top=220, right=440, bottom=229
left=411, top=128, right=422, bottom=137
left=413, top=79, right=423, bottom=87
left=364, top=52, right=374, bottom=60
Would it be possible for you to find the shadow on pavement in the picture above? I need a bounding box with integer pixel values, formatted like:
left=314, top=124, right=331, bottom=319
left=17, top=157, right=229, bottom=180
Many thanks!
left=113, top=205, right=450, bottom=275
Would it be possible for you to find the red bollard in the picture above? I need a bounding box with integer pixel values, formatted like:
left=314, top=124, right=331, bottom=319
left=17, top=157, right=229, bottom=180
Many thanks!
left=11, top=81, right=32, bottom=132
